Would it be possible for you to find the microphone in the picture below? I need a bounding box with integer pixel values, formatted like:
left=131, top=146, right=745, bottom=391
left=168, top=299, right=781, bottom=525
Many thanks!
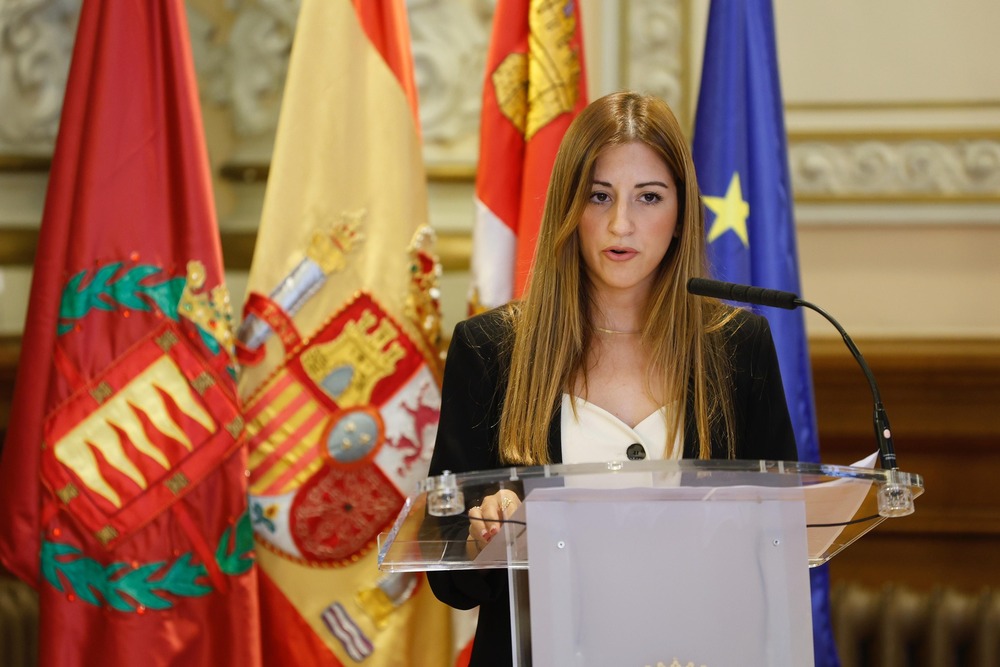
left=687, top=277, right=914, bottom=517
left=687, top=278, right=899, bottom=472
left=687, top=277, right=799, bottom=310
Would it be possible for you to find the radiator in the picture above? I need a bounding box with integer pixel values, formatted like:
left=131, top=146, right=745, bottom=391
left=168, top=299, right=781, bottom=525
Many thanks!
left=0, top=575, right=37, bottom=667
left=833, top=583, right=1000, bottom=667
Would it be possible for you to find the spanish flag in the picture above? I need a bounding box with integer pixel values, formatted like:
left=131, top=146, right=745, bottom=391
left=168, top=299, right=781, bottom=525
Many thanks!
left=469, top=0, right=588, bottom=312
left=237, top=1, right=451, bottom=664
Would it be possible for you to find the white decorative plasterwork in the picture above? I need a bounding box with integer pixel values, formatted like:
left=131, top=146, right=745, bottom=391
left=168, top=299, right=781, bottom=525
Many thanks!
left=186, top=0, right=493, bottom=167
left=188, top=0, right=299, bottom=163
left=623, top=0, right=684, bottom=115
left=0, top=0, right=80, bottom=156
left=790, top=139, right=1000, bottom=198
left=408, top=0, right=493, bottom=168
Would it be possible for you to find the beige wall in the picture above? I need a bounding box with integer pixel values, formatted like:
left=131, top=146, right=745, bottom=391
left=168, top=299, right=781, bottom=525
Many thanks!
left=0, top=0, right=997, bottom=341
left=775, top=0, right=1000, bottom=338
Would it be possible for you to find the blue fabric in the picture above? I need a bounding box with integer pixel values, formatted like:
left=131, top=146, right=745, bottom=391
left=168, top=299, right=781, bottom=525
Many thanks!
left=691, top=1, right=840, bottom=665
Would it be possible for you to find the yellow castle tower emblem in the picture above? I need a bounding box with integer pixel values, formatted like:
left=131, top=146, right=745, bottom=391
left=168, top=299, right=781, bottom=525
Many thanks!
left=299, top=309, right=405, bottom=408
left=492, top=0, right=581, bottom=141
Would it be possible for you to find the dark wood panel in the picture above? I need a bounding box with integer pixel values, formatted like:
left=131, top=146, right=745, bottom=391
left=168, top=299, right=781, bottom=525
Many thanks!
left=811, top=338, right=1000, bottom=443
left=828, top=532, right=1000, bottom=592
left=811, top=338, right=1000, bottom=594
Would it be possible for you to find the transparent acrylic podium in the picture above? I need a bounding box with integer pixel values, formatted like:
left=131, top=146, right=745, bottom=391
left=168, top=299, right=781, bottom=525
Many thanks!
left=378, top=458, right=923, bottom=666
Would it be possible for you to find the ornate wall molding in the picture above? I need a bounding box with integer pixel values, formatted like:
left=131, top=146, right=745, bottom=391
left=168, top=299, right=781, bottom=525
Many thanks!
left=622, top=0, right=685, bottom=121
left=408, top=0, right=492, bottom=168
left=188, top=0, right=493, bottom=168
left=188, top=0, right=299, bottom=163
left=790, top=138, right=1000, bottom=200
left=0, top=0, right=79, bottom=156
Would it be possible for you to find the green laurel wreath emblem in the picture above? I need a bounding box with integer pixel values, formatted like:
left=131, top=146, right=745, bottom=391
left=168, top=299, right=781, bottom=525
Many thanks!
left=57, top=262, right=186, bottom=335
left=41, top=511, right=255, bottom=612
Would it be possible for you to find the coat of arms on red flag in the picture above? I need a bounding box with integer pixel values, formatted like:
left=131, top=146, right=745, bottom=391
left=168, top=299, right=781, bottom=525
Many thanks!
left=33, top=255, right=255, bottom=605
left=42, top=262, right=244, bottom=550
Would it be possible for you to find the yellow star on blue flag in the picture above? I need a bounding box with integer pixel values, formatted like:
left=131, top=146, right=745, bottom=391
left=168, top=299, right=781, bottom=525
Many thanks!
left=704, top=172, right=750, bottom=246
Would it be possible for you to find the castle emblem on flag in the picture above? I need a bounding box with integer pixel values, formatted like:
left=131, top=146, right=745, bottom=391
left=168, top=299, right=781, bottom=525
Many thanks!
left=492, top=0, right=581, bottom=140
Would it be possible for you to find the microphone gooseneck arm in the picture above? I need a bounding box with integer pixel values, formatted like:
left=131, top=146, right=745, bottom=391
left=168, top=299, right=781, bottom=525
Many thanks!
left=792, top=298, right=897, bottom=470
left=686, top=277, right=899, bottom=470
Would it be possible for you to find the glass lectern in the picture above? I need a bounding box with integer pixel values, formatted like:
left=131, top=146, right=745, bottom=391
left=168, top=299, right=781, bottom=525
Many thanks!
left=378, top=458, right=923, bottom=666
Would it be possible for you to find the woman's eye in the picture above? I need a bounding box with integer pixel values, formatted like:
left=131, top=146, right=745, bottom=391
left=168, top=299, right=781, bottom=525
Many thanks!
left=640, top=192, right=663, bottom=204
left=590, top=191, right=611, bottom=203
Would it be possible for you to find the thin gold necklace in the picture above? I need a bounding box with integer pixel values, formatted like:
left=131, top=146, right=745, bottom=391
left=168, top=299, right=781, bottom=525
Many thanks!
left=594, top=326, right=641, bottom=335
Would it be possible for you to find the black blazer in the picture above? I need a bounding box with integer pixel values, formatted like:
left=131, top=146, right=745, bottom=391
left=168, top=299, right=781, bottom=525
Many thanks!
left=427, top=306, right=798, bottom=667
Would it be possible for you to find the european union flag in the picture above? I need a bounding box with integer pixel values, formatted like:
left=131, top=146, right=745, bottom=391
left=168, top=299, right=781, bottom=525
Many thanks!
left=692, top=1, right=840, bottom=665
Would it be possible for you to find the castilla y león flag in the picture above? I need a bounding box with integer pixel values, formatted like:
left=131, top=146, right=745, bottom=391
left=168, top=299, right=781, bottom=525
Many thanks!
left=469, top=0, right=588, bottom=312
left=236, top=1, right=451, bottom=664
left=0, top=0, right=260, bottom=665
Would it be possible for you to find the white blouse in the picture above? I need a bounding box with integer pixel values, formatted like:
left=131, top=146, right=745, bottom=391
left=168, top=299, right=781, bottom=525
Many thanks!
left=559, top=393, right=683, bottom=464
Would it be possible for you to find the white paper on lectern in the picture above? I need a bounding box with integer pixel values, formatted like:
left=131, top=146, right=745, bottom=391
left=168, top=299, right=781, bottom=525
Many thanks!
left=804, top=451, right=879, bottom=557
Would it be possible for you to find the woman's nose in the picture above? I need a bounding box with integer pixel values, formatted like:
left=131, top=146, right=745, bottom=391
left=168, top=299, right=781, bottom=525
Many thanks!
left=608, top=201, right=633, bottom=236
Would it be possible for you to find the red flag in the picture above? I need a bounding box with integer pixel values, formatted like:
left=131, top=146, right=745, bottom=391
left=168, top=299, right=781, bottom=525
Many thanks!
left=0, top=1, right=260, bottom=665
left=469, top=0, right=588, bottom=311
left=237, top=1, right=452, bottom=665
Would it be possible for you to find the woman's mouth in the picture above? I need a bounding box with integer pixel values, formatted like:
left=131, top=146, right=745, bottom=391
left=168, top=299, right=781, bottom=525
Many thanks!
left=604, top=247, right=637, bottom=260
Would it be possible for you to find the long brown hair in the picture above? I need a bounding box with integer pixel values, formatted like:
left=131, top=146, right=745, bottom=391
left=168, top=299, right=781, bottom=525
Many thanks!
left=498, top=91, right=738, bottom=465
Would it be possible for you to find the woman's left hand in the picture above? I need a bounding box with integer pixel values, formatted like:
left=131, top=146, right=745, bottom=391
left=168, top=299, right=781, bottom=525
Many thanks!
left=467, top=489, right=522, bottom=552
